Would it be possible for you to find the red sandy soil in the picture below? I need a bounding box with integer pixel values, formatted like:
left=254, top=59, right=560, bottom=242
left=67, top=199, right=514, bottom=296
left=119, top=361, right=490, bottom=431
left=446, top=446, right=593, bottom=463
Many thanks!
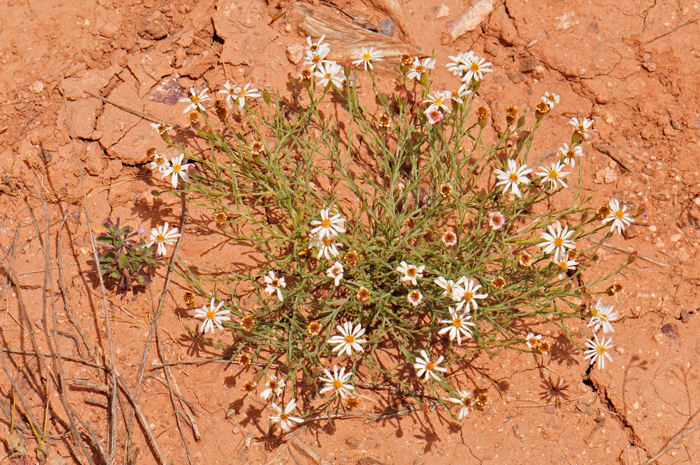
left=1, top=0, right=699, bottom=464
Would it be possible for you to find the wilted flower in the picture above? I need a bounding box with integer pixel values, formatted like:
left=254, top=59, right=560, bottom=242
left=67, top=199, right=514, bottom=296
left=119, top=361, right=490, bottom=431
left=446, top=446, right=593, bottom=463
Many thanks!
left=407, top=289, right=423, bottom=307
left=442, top=228, right=457, bottom=247
left=488, top=211, right=505, bottom=230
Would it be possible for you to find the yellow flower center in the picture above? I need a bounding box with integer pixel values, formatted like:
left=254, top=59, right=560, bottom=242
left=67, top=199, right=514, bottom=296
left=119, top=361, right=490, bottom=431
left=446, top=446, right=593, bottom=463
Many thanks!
left=600, top=314, right=608, bottom=322
left=453, top=319, right=462, bottom=328
left=156, top=233, right=165, bottom=242
left=345, top=335, right=355, bottom=343
left=324, top=72, right=332, bottom=79
left=591, top=308, right=599, bottom=316
left=280, top=413, right=289, bottom=421
left=615, top=211, right=624, bottom=219
left=333, top=379, right=343, bottom=389
left=434, top=97, right=444, bottom=106
left=192, top=96, right=200, bottom=103
left=173, top=164, right=181, bottom=173
left=155, top=155, right=165, bottom=165
left=322, top=219, right=332, bottom=227
left=313, top=55, right=321, bottom=63
left=207, top=310, right=215, bottom=319
left=269, top=381, right=278, bottom=390
left=596, top=346, right=606, bottom=355
left=554, top=237, right=564, bottom=247
left=464, top=292, right=473, bottom=300
left=407, top=268, right=416, bottom=277
left=559, top=261, right=568, bottom=269
left=363, top=53, right=371, bottom=61
left=549, top=170, right=558, bottom=179
left=509, top=173, right=519, bottom=182
left=322, top=237, right=333, bottom=245
left=426, top=362, right=435, bottom=370
left=271, top=279, right=279, bottom=287
left=471, top=63, right=480, bottom=71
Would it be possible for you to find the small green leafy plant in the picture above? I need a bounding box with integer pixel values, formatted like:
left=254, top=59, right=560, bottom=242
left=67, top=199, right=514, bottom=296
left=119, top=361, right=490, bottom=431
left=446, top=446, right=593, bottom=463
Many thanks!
left=96, top=218, right=161, bottom=292
left=146, top=38, right=635, bottom=428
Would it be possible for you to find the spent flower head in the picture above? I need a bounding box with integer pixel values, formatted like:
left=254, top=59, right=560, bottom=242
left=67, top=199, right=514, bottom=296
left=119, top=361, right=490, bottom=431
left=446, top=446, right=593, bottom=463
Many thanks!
left=407, top=289, right=423, bottom=307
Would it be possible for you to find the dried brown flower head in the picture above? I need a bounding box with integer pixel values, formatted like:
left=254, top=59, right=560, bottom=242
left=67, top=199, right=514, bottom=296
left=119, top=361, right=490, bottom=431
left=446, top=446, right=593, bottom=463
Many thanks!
left=377, top=113, right=391, bottom=130
left=241, top=316, right=255, bottom=331
left=492, top=276, right=506, bottom=290
left=476, top=105, right=490, bottom=121
left=518, top=251, right=532, bottom=267
left=345, top=396, right=360, bottom=410
left=215, top=211, right=227, bottom=227
left=345, top=251, right=359, bottom=267
left=188, top=111, right=200, bottom=127
left=606, top=282, right=624, bottom=296
left=242, top=380, right=257, bottom=393
left=357, top=287, right=371, bottom=303
left=214, top=99, right=227, bottom=122
left=596, top=204, right=612, bottom=220
left=505, top=106, right=518, bottom=125
left=535, top=101, right=551, bottom=119
left=146, top=147, right=157, bottom=162
left=301, top=69, right=313, bottom=88
left=535, top=340, right=551, bottom=354
left=183, top=292, right=196, bottom=309
left=239, top=353, right=251, bottom=367
left=439, top=183, right=453, bottom=199
left=400, top=54, right=413, bottom=68
left=250, top=140, right=265, bottom=159
left=442, top=228, right=457, bottom=247
left=308, top=322, right=321, bottom=336
left=474, top=392, right=489, bottom=410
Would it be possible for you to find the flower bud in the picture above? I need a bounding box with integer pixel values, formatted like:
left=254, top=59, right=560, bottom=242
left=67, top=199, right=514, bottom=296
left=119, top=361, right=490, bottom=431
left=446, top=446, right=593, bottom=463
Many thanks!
left=263, top=89, right=271, bottom=104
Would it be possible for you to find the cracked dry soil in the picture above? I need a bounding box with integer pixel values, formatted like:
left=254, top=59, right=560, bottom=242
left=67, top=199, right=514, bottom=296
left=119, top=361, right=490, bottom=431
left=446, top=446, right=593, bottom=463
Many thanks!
left=1, top=0, right=700, bottom=464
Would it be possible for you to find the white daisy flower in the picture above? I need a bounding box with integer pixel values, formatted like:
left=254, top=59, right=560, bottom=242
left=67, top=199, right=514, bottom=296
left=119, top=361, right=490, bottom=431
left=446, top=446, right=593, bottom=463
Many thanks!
left=150, top=122, right=172, bottom=136
left=264, top=271, right=286, bottom=301
left=587, top=299, right=618, bottom=334
left=555, top=257, right=579, bottom=279
left=303, top=47, right=331, bottom=71
left=407, top=289, right=423, bottom=307
left=525, top=332, right=541, bottom=349
left=149, top=151, right=170, bottom=173
left=424, top=91, right=451, bottom=114
left=310, top=208, right=346, bottom=240
left=314, top=61, right=345, bottom=88
left=413, top=349, right=448, bottom=381
left=406, top=57, right=436, bottom=81
left=448, top=389, right=473, bottom=420
left=147, top=221, right=181, bottom=256
left=439, top=307, right=475, bottom=345
left=537, top=161, right=570, bottom=191
left=456, top=277, right=488, bottom=311
left=353, top=47, right=382, bottom=71
left=569, top=117, right=594, bottom=139
left=328, top=322, right=367, bottom=357
left=179, top=87, right=210, bottom=113
left=270, top=399, right=303, bottom=431
left=493, top=159, right=533, bottom=198
left=584, top=334, right=614, bottom=369
left=327, top=261, right=344, bottom=286
left=445, top=51, right=475, bottom=77
left=541, top=92, right=560, bottom=107
left=193, top=298, right=230, bottom=334
left=559, top=143, right=584, bottom=167
left=396, top=261, right=425, bottom=286
left=462, top=55, right=492, bottom=82
left=232, top=83, right=261, bottom=110
left=538, top=221, right=576, bottom=262
left=434, top=276, right=465, bottom=302
left=308, top=235, right=343, bottom=260
left=319, top=365, right=355, bottom=398
left=602, top=199, right=633, bottom=235
left=160, top=153, right=192, bottom=189
left=260, top=375, right=286, bottom=400
left=217, top=80, right=236, bottom=106
left=449, top=83, right=472, bottom=105
left=305, top=35, right=330, bottom=56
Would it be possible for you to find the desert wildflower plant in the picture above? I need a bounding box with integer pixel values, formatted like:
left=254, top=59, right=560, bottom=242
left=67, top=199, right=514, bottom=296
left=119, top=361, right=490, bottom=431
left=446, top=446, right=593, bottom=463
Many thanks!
left=149, top=36, right=636, bottom=428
